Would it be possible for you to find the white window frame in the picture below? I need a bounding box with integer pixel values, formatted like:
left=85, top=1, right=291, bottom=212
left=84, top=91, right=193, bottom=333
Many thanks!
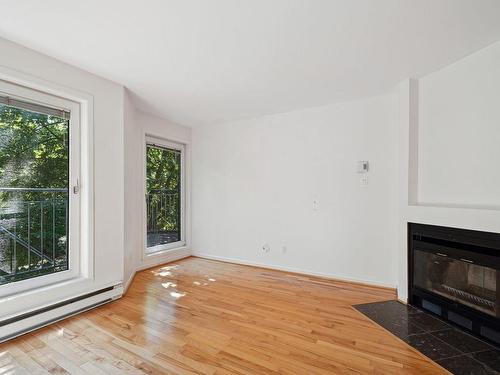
left=143, top=135, right=186, bottom=256
left=0, top=79, right=85, bottom=298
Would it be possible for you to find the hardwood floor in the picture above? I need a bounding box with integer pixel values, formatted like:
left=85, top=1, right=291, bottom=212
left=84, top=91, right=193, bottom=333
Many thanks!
left=0, top=257, right=449, bottom=374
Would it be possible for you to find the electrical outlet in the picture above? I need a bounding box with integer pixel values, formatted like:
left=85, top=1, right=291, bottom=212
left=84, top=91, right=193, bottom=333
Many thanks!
left=282, top=245, right=287, bottom=254
left=262, top=243, right=270, bottom=253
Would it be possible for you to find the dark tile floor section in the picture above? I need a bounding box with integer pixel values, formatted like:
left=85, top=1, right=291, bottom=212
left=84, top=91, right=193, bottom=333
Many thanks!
left=404, top=333, right=461, bottom=361
left=433, top=329, right=493, bottom=354
left=472, top=350, right=500, bottom=373
left=437, top=355, right=497, bottom=375
left=354, top=300, right=500, bottom=375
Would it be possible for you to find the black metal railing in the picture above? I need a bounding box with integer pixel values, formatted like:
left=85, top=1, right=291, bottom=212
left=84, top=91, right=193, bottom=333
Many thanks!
left=146, top=189, right=180, bottom=248
left=0, top=188, right=68, bottom=285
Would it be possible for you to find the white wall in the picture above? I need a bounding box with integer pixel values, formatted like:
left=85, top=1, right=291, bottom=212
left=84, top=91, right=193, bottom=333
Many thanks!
left=192, top=94, right=399, bottom=288
left=0, top=37, right=124, bottom=318
left=123, top=109, right=191, bottom=287
left=418, top=41, right=500, bottom=209
left=123, top=90, right=140, bottom=286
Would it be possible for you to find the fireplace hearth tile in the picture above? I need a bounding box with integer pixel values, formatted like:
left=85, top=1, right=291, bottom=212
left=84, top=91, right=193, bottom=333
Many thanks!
left=437, top=355, right=498, bottom=375
left=380, top=320, right=425, bottom=339
left=355, top=299, right=420, bottom=316
left=408, top=312, right=451, bottom=332
left=354, top=300, right=424, bottom=338
left=354, top=300, right=500, bottom=374
left=472, top=350, right=500, bottom=373
left=432, top=329, right=494, bottom=354
left=403, top=332, right=461, bottom=360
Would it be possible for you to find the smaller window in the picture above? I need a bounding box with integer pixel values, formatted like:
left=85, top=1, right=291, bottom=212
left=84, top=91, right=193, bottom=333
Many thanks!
left=145, top=137, right=185, bottom=254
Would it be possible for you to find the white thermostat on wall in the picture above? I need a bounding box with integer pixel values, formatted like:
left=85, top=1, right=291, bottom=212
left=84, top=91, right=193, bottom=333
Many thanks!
left=357, top=161, right=369, bottom=173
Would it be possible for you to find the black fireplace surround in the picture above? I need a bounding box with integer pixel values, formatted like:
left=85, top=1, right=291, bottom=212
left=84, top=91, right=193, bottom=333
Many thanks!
left=408, top=223, right=500, bottom=346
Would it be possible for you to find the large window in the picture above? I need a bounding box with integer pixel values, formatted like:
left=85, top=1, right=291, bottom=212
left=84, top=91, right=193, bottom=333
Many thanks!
left=0, top=80, right=80, bottom=294
left=145, top=137, right=185, bottom=254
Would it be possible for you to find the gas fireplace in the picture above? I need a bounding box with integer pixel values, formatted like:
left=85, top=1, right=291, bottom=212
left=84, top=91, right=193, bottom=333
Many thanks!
left=408, top=223, right=500, bottom=346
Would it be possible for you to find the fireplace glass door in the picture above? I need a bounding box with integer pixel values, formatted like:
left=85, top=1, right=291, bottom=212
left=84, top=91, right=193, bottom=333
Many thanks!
left=414, top=249, right=499, bottom=318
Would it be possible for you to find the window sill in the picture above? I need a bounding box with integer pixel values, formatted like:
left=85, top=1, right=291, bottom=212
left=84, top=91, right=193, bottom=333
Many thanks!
left=140, top=245, right=191, bottom=270
left=145, top=241, right=186, bottom=256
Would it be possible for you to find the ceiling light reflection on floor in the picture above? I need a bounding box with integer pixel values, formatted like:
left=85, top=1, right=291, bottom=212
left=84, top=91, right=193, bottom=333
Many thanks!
left=157, top=271, right=172, bottom=277
left=170, top=292, right=186, bottom=299
left=162, top=282, right=177, bottom=289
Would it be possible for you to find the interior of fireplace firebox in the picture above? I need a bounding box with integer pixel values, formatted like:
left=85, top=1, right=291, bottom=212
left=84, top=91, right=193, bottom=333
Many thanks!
left=414, top=250, right=498, bottom=317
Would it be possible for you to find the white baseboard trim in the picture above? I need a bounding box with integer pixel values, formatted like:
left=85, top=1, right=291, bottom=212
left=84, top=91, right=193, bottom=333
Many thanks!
left=192, top=252, right=396, bottom=291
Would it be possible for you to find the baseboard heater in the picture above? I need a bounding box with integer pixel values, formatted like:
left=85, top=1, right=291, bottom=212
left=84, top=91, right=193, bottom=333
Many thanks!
left=0, top=284, right=123, bottom=343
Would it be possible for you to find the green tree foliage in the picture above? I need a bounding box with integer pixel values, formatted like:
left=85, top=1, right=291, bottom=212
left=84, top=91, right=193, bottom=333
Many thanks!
left=0, top=104, right=68, bottom=189
left=146, top=146, right=180, bottom=192
left=146, top=146, right=181, bottom=235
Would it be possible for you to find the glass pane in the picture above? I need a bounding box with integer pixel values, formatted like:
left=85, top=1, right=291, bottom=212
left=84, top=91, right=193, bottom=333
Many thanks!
left=414, top=249, right=498, bottom=317
left=146, top=144, right=181, bottom=251
left=0, top=103, right=69, bottom=285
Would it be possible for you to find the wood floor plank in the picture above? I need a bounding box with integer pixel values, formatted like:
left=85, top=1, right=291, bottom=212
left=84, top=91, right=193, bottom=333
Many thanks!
left=0, top=257, right=449, bottom=374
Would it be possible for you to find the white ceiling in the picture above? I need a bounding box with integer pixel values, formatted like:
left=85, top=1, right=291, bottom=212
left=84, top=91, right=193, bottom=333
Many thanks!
left=1, top=1, right=500, bottom=127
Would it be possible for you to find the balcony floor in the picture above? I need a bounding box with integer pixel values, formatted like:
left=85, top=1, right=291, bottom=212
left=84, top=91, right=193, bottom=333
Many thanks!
left=146, top=230, right=180, bottom=248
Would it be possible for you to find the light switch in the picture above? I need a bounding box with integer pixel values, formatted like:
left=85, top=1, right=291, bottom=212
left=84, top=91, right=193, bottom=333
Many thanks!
left=312, top=199, right=319, bottom=210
